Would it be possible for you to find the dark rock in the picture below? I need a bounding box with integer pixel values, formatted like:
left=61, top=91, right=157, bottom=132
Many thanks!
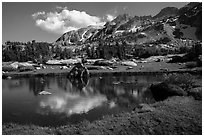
left=2, top=75, right=8, bottom=79
left=69, top=63, right=89, bottom=79
left=150, top=82, right=187, bottom=101
left=155, top=59, right=161, bottom=62
left=168, top=56, right=183, bottom=63
left=38, top=91, right=52, bottom=95
left=197, top=55, right=202, bottom=67
left=188, top=87, right=202, bottom=100
left=68, top=63, right=89, bottom=90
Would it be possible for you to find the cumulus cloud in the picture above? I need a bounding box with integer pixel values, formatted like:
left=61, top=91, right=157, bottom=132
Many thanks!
left=32, top=11, right=46, bottom=19
left=32, top=7, right=105, bottom=34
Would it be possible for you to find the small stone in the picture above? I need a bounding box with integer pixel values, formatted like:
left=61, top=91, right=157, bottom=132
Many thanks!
left=7, top=76, right=12, bottom=79
left=38, top=91, right=52, bottom=95
left=137, top=103, right=155, bottom=113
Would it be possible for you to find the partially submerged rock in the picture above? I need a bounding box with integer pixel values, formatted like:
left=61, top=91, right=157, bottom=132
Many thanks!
left=68, top=63, right=89, bottom=90
left=7, top=76, right=12, bottom=79
left=69, top=62, right=89, bottom=79
left=150, top=82, right=187, bottom=101
left=38, top=91, right=52, bottom=95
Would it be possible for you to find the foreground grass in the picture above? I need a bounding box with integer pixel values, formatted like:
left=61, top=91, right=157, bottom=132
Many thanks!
left=3, top=96, right=202, bottom=135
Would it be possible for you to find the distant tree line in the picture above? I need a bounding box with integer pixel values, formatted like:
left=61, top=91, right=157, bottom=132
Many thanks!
left=86, top=40, right=126, bottom=59
left=3, top=38, right=199, bottom=63
left=85, top=37, right=197, bottom=60
left=2, top=40, right=73, bottom=63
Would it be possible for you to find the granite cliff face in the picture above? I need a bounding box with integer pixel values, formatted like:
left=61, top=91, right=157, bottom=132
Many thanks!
left=55, top=25, right=104, bottom=46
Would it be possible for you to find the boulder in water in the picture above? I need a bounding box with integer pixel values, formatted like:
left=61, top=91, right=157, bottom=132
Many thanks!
left=69, top=62, right=89, bottom=79
left=38, top=91, right=52, bottom=95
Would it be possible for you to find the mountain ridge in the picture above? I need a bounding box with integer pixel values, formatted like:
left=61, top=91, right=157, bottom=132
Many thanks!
left=55, top=2, right=201, bottom=46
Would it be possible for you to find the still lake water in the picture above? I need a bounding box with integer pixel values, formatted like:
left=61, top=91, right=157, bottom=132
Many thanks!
left=3, top=75, right=164, bottom=126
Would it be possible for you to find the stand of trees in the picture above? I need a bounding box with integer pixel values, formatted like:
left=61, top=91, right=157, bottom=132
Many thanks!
left=86, top=41, right=126, bottom=59
left=2, top=41, right=73, bottom=63
left=3, top=38, right=200, bottom=63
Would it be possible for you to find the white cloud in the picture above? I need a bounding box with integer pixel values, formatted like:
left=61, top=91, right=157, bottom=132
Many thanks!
left=32, top=7, right=105, bottom=34
left=32, top=11, right=46, bottom=19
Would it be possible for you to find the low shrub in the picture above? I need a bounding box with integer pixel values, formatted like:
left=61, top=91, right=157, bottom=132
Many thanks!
left=162, top=73, right=195, bottom=91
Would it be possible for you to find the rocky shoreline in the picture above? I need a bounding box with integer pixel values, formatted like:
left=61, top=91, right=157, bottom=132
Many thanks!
left=2, top=62, right=202, bottom=79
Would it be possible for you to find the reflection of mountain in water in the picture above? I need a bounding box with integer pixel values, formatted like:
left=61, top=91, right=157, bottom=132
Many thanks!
left=37, top=75, right=156, bottom=117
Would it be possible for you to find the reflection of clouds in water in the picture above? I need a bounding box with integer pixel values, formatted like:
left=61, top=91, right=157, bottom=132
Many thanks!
left=114, top=87, right=125, bottom=95
left=39, top=92, right=107, bottom=116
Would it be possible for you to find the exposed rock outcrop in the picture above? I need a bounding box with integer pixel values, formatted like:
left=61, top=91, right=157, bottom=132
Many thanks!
left=150, top=82, right=187, bottom=101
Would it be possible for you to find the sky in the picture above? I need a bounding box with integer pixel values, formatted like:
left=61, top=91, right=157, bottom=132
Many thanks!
left=2, top=2, right=189, bottom=43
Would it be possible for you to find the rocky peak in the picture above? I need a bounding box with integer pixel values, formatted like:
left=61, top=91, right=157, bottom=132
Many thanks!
left=153, top=7, right=179, bottom=19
